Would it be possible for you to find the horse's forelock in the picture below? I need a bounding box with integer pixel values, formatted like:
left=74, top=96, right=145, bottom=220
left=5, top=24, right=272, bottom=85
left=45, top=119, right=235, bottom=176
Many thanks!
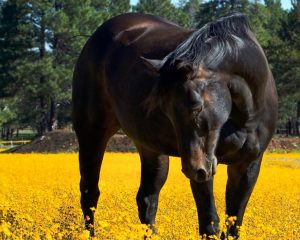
left=167, top=12, right=252, bottom=68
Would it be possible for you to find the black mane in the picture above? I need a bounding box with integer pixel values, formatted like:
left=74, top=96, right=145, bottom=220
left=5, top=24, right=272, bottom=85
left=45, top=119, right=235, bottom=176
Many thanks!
left=166, top=12, right=253, bottom=68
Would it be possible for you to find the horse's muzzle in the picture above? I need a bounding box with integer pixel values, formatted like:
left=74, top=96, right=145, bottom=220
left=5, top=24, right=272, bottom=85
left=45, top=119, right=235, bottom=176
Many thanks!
left=182, top=167, right=211, bottom=182
left=181, top=155, right=217, bottom=183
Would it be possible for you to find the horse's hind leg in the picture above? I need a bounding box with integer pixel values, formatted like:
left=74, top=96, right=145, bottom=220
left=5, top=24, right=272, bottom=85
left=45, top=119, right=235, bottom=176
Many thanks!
left=136, top=146, right=169, bottom=232
left=75, top=118, right=119, bottom=236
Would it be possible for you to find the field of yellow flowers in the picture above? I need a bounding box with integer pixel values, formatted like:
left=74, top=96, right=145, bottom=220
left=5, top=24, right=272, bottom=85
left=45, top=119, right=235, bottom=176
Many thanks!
left=0, top=152, right=299, bottom=239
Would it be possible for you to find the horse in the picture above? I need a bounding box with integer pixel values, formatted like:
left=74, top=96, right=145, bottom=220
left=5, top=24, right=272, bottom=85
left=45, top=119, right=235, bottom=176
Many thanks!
left=72, top=12, right=277, bottom=238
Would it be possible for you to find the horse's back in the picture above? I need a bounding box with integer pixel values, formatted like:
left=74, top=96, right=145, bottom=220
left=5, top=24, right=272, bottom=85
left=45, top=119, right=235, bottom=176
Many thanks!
left=81, top=13, right=189, bottom=60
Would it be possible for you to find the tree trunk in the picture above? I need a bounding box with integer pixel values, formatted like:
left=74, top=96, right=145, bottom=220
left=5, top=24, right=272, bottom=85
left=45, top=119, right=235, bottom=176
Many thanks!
left=48, top=98, right=57, bottom=131
left=10, top=128, right=14, bottom=139
left=297, top=101, right=300, bottom=136
left=297, top=101, right=300, bottom=119
left=38, top=16, right=47, bottom=136
left=5, top=127, right=10, bottom=141
left=39, top=94, right=47, bottom=135
left=1, top=128, right=5, bottom=139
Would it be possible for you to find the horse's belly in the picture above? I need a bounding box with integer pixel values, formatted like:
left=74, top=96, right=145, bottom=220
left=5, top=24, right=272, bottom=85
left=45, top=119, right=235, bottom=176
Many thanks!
left=114, top=106, right=179, bottom=155
left=123, top=125, right=179, bottom=156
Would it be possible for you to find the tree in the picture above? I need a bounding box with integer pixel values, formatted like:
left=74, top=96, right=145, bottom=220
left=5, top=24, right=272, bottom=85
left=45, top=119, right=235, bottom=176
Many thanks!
left=109, top=0, right=130, bottom=16
left=0, top=0, right=111, bottom=136
left=179, top=0, right=202, bottom=27
left=0, top=0, right=34, bottom=138
left=195, top=0, right=249, bottom=27
left=135, top=0, right=189, bottom=27
left=275, top=0, right=300, bottom=123
left=0, top=98, right=17, bottom=140
left=0, top=0, right=32, bottom=98
left=246, top=1, right=272, bottom=47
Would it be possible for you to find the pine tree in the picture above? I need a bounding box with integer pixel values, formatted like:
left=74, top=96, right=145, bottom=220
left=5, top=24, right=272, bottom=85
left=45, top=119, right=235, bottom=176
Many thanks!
left=246, top=1, right=272, bottom=47
left=109, top=0, right=130, bottom=16
left=1, top=0, right=111, bottom=135
left=0, top=0, right=34, bottom=137
left=0, top=0, right=32, bottom=98
left=275, top=0, right=300, bottom=123
left=179, top=0, right=202, bottom=27
left=195, top=0, right=249, bottom=27
left=135, top=0, right=189, bottom=27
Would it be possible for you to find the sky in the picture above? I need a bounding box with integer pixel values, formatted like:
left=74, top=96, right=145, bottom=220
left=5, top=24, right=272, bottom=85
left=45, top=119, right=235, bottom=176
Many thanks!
left=129, top=0, right=293, bottom=10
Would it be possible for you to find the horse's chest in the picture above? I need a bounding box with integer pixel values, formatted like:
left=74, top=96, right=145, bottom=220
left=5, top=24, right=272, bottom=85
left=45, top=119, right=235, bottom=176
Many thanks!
left=217, top=120, right=261, bottom=163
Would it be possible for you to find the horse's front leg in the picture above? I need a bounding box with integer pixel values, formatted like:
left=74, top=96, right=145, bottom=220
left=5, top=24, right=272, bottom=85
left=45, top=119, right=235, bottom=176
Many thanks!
left=222, top=153, right=263, bottom=239
left=190, top=178, right=219, bottom=237
left=136, top=146, right=169, bottom=232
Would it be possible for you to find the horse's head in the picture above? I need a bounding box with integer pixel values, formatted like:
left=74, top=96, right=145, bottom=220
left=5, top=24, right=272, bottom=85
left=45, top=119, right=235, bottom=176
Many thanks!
left=142, top=57, right=232, bottom=182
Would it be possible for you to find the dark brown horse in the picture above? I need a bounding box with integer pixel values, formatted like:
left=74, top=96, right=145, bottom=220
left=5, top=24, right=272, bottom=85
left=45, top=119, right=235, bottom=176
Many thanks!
left=72, top=12, right=277, bottom=238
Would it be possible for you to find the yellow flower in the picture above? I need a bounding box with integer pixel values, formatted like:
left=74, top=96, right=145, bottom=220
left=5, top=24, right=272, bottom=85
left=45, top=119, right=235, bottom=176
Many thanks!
left=77, top=230, right=90, bottom=240
left=0, top=152, right=299, bottom=239
left=0, top=222, right=11, bottom=236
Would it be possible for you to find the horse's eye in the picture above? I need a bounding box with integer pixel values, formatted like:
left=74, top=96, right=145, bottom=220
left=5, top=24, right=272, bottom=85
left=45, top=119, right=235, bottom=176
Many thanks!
left=191, top=104, right=203, bottom=112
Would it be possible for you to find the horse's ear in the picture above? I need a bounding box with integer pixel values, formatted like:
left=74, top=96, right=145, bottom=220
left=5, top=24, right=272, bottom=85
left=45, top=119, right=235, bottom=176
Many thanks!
left=173, top=59, right=194, bottom=79
left=141, top=56, right=162, bottom=72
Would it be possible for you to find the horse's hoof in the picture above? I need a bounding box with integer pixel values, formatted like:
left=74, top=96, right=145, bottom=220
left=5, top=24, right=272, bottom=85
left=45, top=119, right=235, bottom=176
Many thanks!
left=200, top=221, right=220, bottom=237
left=220, top=229, right=239, bottom=240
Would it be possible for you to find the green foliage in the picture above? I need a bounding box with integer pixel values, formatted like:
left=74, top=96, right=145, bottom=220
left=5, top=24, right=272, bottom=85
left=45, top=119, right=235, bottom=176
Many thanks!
left=266, top=0, right=300, bottom=123
left=135, top=0, right=189, bottom=27
left=110, top=0, right=130, bottom=15
left=195, top=0, right=249, bottom=27
left=0, top=0, right=32, bottom=97
left=0, top=99, right=16, bottom=126
left=179, top=0, right=202, bottom=27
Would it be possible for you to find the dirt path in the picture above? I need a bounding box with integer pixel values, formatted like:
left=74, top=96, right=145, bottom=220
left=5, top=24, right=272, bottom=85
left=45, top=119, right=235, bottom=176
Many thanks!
left=3, top=130, right=300, bottom=153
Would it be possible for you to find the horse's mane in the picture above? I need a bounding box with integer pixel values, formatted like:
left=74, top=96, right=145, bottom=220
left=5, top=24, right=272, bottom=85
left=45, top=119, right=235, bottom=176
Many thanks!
left=165, top=12, right=253, bottom=68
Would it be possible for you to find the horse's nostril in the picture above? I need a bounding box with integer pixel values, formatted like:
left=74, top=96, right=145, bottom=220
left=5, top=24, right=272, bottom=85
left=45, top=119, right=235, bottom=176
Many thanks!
left=196, top=168, right=207, bottom=181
